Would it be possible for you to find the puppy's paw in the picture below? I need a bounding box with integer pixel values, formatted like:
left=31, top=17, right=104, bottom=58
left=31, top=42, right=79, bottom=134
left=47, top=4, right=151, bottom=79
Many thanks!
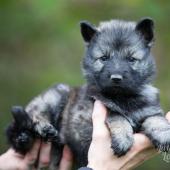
left=12, top=105, right=58, bottom=142
left=111, top=136, right=134, bottom=157
left=142, top=116, right=170, bottom=152
left=149, top=129, right=170, bottom=152
left=34, top=122, right=58, bottom=142
left=25, top=119, right=59, bottom=142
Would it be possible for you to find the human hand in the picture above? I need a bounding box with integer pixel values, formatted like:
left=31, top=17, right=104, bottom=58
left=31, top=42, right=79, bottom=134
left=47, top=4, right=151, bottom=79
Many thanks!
left=87, top=100, right=170, bottom=170
left=0, top=140, right=73, bottom=170
left=0, top=139, right=43, bottom=170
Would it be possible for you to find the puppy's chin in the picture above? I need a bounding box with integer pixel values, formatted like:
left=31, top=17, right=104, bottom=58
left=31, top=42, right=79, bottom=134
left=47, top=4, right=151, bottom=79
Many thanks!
left=98, top=83, right=138, bottom=97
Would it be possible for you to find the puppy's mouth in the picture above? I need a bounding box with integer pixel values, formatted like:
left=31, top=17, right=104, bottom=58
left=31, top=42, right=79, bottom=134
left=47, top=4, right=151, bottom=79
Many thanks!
left=112, top=83, right=121, bottom=87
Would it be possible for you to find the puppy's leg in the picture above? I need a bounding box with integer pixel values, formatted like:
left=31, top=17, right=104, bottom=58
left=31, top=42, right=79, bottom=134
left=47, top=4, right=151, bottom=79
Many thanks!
left=106, top=114, right=134, bottom=157
left=142, top=115, right=170, bottom=152
left=25, top=84, right=70, bottom=141
left=7, top=84, right=70, bottom=153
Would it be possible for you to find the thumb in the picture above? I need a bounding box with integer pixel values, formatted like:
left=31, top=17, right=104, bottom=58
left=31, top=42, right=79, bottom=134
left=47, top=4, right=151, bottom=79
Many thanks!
left=92, top=100, right=109, bottom=139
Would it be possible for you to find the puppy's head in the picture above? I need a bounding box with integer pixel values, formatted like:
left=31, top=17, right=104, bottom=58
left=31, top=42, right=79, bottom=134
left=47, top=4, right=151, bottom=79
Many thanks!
left=80, top=18, right=156, bottom=95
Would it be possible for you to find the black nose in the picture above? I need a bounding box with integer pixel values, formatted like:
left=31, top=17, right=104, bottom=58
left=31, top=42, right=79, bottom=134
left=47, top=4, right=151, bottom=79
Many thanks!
left=110, top=74, right=123, bottom=83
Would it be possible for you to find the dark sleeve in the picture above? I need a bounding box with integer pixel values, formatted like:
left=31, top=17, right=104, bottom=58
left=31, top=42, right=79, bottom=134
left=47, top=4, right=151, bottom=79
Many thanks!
left=78, top=167, right=93, bottom=170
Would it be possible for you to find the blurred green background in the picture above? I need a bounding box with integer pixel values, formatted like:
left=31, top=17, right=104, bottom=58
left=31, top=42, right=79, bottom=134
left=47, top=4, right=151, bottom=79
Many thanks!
left=0, top=0, right=170, bottom=169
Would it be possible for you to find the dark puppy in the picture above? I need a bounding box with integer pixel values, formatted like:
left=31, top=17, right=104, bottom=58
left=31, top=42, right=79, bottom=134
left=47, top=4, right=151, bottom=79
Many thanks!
left=7, top=18, right=170, bottom=169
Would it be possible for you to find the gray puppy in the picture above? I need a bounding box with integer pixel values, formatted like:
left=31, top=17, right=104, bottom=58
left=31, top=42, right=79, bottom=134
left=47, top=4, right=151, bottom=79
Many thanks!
left=7, top=18, right=170, bottom=169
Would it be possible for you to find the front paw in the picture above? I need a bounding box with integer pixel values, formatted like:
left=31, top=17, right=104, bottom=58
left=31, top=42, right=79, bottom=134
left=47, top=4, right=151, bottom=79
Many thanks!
left=111, top=136, right=134, bottom=157
left=148, top=130, right=170, bottom=152
left=40, top=124, right=59, bottom=141
left=13, top=105, right=58, bottom=142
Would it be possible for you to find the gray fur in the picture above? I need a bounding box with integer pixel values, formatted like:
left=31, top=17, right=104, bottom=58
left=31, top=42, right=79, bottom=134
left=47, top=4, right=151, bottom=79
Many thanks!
left=106, top=114, right=134, bottom=156
left=7, top=18, right=170, bottom=169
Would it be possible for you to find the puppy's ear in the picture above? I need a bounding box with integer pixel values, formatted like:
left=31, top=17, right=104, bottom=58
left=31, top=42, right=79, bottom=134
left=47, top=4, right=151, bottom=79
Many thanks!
left=136, top=18, right=154, bottom=45
left=11, top=106, right=30, bottom=126
left=80, top=21, right=97, bottom=43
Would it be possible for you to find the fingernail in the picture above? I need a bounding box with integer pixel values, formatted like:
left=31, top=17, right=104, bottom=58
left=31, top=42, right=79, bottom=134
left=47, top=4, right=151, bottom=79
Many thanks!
left=94, top=100, right=102, bottom=107
left=63, top=145, right=73, bottom=161
left=63, top=145, right=70, bottom=152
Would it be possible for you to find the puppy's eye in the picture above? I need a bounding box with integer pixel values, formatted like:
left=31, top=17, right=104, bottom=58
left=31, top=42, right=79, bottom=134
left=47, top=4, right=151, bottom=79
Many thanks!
left=127, top=57, right=137, bottom=63
left=100, top=55, right=110, bottom=61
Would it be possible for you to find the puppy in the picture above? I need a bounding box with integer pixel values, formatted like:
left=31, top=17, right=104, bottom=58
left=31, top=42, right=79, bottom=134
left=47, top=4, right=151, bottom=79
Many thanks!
left=7, top=18, right=170, bottom=169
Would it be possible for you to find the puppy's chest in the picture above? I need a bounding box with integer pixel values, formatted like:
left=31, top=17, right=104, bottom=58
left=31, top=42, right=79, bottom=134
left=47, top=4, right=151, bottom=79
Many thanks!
left=58, top=85, right=154, bottom=143
left=69, top=101, right=93, bottom=141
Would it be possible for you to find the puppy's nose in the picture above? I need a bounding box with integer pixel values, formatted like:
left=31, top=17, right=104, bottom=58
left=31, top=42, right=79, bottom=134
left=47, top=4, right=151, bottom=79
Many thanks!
left=110, top=74, right=123, bottom=83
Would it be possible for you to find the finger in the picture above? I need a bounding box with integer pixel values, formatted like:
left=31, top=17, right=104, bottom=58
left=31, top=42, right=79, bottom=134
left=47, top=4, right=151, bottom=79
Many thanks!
left=92, top=100, right=107, bottom=125
left=25, top=139, right=41, bottom=165
left=165, top=111, right=170, bottom=122
left=59, top=145, right=73, bottom=170
left=133, top=133, right=153, bottom=151
left=126, top=133, right=153, bottom=157
left=38, top=142, right=51, bottom=168
left=92, top=100, right=109, bottom=138
left=122, top=134, right=157, bottom=169
left=118, top=134, right=155, bottom=166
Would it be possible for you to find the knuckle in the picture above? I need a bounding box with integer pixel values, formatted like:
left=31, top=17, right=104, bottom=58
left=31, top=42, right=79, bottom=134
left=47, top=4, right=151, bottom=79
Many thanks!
left=27, top=155, right=37, bottom=164
left=40, top=157, right=50, bottom=166
left=17, top=165, right=26, bottom=170
left=131, top=144, right=142, bottom=153
left=93, top=131, right=108, bottom=140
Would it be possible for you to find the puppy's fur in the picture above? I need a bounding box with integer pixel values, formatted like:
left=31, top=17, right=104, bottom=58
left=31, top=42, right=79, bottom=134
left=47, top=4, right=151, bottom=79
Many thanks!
left=6, top=18, right=170, bottom=169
